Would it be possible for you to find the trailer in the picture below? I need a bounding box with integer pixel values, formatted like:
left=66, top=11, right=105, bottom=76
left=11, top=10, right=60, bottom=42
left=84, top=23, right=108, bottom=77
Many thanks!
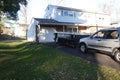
left=54, top=32, right=89, bottom=47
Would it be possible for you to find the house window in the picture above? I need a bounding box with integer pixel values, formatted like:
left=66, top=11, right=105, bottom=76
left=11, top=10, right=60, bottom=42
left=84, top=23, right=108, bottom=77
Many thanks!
left=73, top=28, right=77, bottom=32
left=67, top=28, right=72, bottom=32
left=64, top=11, right=68, bottom=16
left=99, top=17, right=104, bottom=20
left=68, top=11, right=74, bottom=17
left=61, top=10, right=74, bottom=17
left=67, top=28, right=78, bottom=33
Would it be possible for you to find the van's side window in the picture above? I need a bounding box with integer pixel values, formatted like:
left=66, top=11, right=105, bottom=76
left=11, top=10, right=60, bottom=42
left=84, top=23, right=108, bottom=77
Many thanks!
left=92, top=31, right=105, bottom=39
left=106, top=30, right=118, bottom=39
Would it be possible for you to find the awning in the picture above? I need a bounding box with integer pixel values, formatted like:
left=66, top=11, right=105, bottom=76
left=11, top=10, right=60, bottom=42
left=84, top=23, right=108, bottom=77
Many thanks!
left=34, top=18, right=82, bottom=26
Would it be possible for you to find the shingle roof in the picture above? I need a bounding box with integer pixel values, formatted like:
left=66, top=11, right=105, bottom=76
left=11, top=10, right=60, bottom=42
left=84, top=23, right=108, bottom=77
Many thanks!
left=34, top=18, right=81, bottom=25
left=35, top=18, right=59, bottom=23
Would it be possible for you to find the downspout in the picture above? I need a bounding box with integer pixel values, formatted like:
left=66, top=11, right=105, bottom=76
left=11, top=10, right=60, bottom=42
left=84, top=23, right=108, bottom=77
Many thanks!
left=36, top=22, right=40, bottom=43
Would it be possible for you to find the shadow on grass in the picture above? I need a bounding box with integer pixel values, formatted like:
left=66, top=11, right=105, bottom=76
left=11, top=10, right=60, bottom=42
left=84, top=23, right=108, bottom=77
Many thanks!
left=0, top=34, right=26, bottom=41
left=0, top=41, right=120, bottom=80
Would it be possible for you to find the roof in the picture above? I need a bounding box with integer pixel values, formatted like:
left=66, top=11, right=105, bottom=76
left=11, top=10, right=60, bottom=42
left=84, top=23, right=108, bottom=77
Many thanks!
left=34, top=18, right=82, bottom=25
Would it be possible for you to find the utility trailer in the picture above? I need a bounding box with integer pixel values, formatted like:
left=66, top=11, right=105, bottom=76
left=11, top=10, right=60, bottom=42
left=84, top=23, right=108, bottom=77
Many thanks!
left=54, top=32, right=89, bottom=47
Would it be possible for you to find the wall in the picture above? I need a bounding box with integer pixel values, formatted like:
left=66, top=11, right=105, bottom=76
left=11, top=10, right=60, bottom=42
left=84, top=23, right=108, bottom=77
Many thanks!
left=44, top=5, right=111, bottom=27
left=27, top=19, right=36, bottom=41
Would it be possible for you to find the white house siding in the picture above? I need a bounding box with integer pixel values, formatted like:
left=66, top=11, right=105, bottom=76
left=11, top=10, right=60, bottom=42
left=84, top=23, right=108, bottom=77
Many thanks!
left=44, top=5, right=57, bottom=19
left=14, top=26, right=26, bottom=37
left=95, top=13, right=110, bottom=27
left=55, top=9, right=85, bottom=23
left=55, top=9, right=111, bottom=27
left=27, top=19, right=37, bottom=42
left=38, top=27, right=56, bottom=42
left=44, top=5, right=111, bottom=28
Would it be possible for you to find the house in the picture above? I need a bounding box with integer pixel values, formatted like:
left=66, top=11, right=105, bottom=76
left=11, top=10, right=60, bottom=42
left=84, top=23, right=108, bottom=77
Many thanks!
left=27, top=5, right=111, bottom=42
left=14, top=23, right=28, bottom=38
left=110, top=20, right=120, bottom=28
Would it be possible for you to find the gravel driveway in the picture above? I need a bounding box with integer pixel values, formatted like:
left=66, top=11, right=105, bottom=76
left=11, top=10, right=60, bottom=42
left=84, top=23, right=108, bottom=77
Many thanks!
left=44, top=42, right=120, bottom=71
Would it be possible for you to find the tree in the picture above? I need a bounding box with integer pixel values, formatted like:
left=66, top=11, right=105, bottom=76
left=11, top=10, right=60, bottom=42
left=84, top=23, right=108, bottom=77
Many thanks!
left=19, top=4, right=29, bottom=24
left=18, top=0, right=30, bottom=39
left=0, top=0, right=27, bottom=19
left=98, top=0, right=120, bottom=22
left=0, top=0, right=27, bottom=35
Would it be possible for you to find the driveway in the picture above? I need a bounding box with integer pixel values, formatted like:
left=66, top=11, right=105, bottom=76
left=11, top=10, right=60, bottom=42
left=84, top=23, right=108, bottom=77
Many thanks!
left=45, top=42, right=120, bottom=71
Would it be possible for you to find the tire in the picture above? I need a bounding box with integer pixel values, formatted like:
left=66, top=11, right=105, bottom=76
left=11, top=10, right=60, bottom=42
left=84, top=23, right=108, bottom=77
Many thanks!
left=114, top=50, right=120, bottom=63
left=79, top=43, right=87, bottom=53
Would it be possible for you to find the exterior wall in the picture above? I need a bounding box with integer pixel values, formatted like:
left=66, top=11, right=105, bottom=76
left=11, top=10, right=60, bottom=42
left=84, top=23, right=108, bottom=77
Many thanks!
left=44, top=5, right=111, bottom=27
left=2, top=27, right=14, bottom=35
left=95, top=13, right=110, bottom=26
left=44, top=5, right=58, bottom=19
left=27, top=19, right=37, bottom=42
left=55, top=9, right=83, bottom=23
left=89, top=27, right=97, bottom=34
left=14, top=26, right=27, bottom=37
left=78, top=26, right=89, bottom=34
left=38, top=26, right=56, bottom=42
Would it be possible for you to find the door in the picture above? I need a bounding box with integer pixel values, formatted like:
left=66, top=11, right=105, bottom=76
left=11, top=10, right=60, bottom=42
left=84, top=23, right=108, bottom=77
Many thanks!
left=39, top=27, right=56, bottom=42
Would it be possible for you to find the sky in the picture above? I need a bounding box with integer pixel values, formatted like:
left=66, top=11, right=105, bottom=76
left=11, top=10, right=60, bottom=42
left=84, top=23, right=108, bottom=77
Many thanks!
left=18, top=0, right=119, bottom=24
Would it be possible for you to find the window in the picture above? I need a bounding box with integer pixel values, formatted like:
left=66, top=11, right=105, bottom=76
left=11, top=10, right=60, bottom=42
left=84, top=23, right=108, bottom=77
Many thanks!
left=99, top=17, right=104, bottom=20
left=67, top=28, right=78, bottom=33
left=61, top=10, right=74, bottom=17
left=73, top=28, right=77, bottom=32
left=106, top=30, right=119, bottom=39
left=92, top=30, right=119, bottom=39
left=64, top=11, right=68, bottom=16
left=67, top=28, right=72, bottom=32
left=92, top=31, right=105, bottom=39
left=68, top=11, right=74, bottom=17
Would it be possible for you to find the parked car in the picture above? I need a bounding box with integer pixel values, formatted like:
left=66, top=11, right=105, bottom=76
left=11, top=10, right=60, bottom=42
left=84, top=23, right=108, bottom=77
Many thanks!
left=79, top=27, right=120, bottom=63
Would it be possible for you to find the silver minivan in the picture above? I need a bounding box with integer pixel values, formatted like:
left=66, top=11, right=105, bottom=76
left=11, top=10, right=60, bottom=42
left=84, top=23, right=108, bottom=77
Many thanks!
left=79, top=27, right=120, bottom=63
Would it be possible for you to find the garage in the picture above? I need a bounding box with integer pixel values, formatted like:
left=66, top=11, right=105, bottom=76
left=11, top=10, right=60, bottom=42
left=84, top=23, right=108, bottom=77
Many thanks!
left=38, top=27, right=56, bottom=42
left=27, top=18, right=83, bottom=43
left=27, top=18, right=67, bottom=43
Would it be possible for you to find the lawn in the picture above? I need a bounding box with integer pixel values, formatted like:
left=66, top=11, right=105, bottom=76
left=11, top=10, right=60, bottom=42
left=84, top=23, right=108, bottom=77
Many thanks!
left=0, top=40, right=120, bottom=80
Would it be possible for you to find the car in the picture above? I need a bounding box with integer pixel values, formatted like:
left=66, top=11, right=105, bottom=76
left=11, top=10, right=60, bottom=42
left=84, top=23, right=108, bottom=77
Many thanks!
left=79, top=27, right=120, bottom=63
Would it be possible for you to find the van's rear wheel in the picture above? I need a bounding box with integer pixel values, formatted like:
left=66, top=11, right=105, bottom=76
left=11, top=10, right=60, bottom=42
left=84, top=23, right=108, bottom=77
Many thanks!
left=79, top=43, right=87, bottom=53
left=114, top=50, right=120, bottom=63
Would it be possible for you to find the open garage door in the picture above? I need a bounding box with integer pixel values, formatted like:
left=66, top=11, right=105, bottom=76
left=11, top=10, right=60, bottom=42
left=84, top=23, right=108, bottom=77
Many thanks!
left=38, top=27, right=56, bottom=42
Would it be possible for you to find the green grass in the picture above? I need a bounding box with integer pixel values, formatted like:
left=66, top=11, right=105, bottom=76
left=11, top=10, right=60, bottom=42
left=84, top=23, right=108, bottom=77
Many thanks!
left=0, top=40, right=120, bottom=80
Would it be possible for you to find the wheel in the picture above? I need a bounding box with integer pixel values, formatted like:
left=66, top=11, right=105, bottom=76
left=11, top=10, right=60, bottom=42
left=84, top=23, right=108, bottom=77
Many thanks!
left=79, top=43, right=87, bottom=53
left=114, top=50, right=120, bottom=63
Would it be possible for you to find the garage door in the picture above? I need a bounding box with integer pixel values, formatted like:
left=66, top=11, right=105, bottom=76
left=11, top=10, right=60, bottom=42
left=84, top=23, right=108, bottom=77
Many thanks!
left=38, top=27, right=56, bottom=42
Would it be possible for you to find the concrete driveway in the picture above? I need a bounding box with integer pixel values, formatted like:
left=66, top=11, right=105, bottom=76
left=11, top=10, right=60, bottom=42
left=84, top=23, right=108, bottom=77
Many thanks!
left=45, top=42, right=120, bottom=71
